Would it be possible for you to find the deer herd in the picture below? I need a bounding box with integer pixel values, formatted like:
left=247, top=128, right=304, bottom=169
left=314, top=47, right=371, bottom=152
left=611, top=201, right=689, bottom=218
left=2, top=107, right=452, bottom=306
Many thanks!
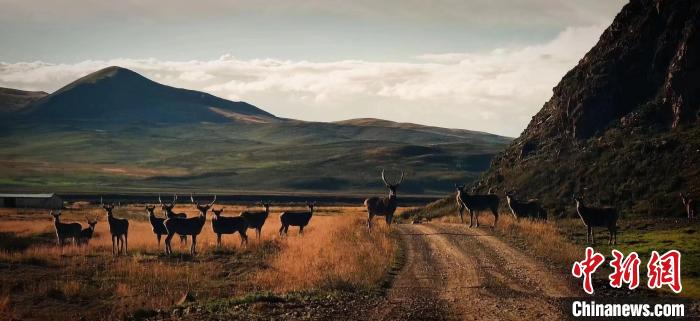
left=49, top=169, right=696, bottom=254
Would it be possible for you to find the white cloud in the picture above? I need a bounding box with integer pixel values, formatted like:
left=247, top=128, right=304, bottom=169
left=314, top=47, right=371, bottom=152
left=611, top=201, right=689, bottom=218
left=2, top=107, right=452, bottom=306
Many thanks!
left=0, top=25, right=604, bottom=137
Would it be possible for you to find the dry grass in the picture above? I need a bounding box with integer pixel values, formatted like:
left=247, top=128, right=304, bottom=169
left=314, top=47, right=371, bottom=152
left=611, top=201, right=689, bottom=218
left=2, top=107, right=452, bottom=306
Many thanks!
left=435, top=211, right=580, bottom=265
left=0, top=204, right=397, bottom=320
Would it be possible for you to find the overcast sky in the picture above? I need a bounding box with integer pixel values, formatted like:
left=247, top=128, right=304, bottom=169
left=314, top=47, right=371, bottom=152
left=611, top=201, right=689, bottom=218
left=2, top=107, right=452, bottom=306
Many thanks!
left=0, top=0, right=626, bottom=136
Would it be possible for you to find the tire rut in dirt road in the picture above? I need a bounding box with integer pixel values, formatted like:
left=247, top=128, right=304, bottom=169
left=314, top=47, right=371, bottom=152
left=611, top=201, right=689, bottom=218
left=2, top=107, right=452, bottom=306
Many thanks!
left=373, top=223, right=577, bottom=321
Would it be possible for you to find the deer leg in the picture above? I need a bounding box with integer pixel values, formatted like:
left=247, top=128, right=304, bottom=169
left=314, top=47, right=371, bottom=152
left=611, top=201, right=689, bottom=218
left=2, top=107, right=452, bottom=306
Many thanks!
left=367, top=213, right=373, bottom=230
left=386, top=214, right=393, bottom=227
left=191, top=235, right=197, bottom=255
left=279, top=224, right=285, bottom=236
left=591, top=228, right=595, bottom=245
left=112, top=235, right=117, bottom=255
left=474, top=210, right=480, bottom=228
left=217, top=234, right=221, bottom=248
left=492, top=208, right=499, bottom=228
left=458, top=205, right=465, bottom=224
left=124, top=233, right=128, bottom=254
left=241, top=231, right=248, bottom=247
left=157, top=234, right=162, bottom=246
left=299, top=226, right=304, bottom=235
left=165, top=233, right=174, bottom=255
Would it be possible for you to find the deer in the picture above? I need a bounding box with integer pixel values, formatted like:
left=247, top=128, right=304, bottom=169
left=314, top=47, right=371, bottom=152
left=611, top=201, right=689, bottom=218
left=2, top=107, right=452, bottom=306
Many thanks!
left=573, top=195, right=618, bottom=245
left=77, top=218, right=98, bottom=245
left=158, top=194, right=188, bottom=244
left=240, top=202, right=272, bottom=239
left=680, top=193, right=695, bottom=219
left=211, top=208, right=248, bottom=248
left=146, top=204, right=168, bottom=246
left=455, top=184, right=500, bottom=228
left=163, top=195, right=215, bottom=255
left=50, top=210, right=82, bottom=246
left=102, top=202, right=129, bottom=255
left=365, top=169, right=404, bottom=230
left=505, top=191, right=547, bottom=221
left=279, top=202, right=315, bottom=236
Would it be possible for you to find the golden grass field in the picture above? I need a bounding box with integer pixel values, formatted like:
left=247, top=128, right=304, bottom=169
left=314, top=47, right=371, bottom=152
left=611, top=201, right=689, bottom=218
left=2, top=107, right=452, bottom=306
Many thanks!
left=0, top=204, right=398, bottom=320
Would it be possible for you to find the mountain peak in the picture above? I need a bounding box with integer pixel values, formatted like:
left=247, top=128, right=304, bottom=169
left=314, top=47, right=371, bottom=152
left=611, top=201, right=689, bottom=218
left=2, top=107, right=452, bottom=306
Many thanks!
left=20, top=66, right=275, bottom=123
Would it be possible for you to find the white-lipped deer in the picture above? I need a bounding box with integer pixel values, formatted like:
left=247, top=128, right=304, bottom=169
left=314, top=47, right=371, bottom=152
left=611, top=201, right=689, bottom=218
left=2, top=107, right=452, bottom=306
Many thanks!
left=211, top=207, right=248, bottom=248
left=50, top=210, right=82, bottom=246
left=158, top=194, right=188, bottom=244
left=102, top=202, right=129, bottom=255
left=163, top=195, right=215, bottom=255
left=240, top=202, right=271, bottom=239
left=364, top=169, right=403, bottom=230
left=279, top=202, right=315, bottom=236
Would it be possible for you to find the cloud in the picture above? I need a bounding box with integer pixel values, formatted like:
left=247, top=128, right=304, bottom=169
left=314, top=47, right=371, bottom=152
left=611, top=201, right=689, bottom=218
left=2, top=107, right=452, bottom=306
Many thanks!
left=0, top=25, right=604, bottom=136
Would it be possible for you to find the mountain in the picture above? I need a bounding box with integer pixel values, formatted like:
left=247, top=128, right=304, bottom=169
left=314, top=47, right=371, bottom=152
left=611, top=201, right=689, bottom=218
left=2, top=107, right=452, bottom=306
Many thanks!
left=0, top=67, right=511, bottom=195
left=473, top=0, right=700, bottom=217
left=19, top=66, right=276, bottom=123
left=0, top=87, right=47, bottom=112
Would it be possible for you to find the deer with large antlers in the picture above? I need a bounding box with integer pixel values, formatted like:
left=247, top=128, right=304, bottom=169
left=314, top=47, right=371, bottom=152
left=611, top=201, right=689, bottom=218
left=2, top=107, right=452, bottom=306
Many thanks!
left=50, top=211, right=82, bottom=246
left=455, top=184, right=500, bottom=228
left=364, top=169, right=404, bottom=230
left=158, top=194, right=188, bottom=244
left=240, top=202, right=272, bottom=239
left=163, top=195, right=215, bottom=255
left=102, top=202, right=129, bottom=255
left=211, top=207, right=248, bottom=247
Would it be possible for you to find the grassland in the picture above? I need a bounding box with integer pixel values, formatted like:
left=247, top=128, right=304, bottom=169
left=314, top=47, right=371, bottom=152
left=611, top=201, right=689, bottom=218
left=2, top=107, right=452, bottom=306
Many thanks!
left=0, top=120, right=510, bottom=195
left=0, top=204, right=399, bottom=320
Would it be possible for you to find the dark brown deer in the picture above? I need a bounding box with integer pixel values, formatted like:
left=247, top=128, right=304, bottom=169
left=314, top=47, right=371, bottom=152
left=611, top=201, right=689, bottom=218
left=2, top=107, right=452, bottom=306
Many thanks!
left=146, top=204, right=168, bottom=245
left=680, top=193, right=695, bottom=219
left=163, top=195, right=215, bottom=255
left=505, top=191, right=547, bottom=221
left=279, top=202, right=315, bottom=236
left=50, top=210, right=82, bottom=246
left=455, top=184, right=499, bottom=228
left=574, top=195, right=618, bottom=245
left=158, top=194, right=188, bottom=244
left=102, top=202, right=129, bottom=255
left=364, top=169, right=404, bottom=230
left=77, top=218, right=98, bottom=245
left=211, top=208, right=248, bottom=248
left=240, top=202, right=271, bottom=239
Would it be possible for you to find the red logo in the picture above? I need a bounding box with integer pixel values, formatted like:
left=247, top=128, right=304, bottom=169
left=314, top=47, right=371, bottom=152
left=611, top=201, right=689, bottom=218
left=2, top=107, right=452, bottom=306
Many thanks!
left=609, top=249, right=641, bottom=290
left=572, top=247, right=606, bottom=294
left=647, top=250, right=682, bottom=293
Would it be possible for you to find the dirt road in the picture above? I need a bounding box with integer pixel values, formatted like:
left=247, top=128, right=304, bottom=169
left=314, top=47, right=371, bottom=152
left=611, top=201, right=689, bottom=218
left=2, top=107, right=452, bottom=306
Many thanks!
left=372, top=223, right=577, bottom=320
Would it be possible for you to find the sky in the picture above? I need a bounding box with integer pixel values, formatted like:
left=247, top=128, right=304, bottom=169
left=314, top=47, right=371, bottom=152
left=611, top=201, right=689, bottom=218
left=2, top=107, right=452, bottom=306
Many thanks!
left=0, top=0, right=626, bottom=137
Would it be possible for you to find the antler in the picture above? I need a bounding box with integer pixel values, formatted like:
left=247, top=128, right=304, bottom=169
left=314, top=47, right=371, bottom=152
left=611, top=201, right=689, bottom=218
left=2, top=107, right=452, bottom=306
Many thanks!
left=190, top=193, right=196, bottom=204
left=381, top=169, right=404, bottom=186
left=209, top=195, right=216, bottom=207
left=158, top=194, right=163, bottom=205
left=173, top=194, right=178, bottom=204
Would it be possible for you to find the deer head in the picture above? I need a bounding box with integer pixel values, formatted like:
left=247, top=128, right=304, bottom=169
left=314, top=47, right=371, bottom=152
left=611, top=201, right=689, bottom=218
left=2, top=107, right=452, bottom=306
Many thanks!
left=381, top=169, right=404, bottom=197
left=191, top=194, right=216, bottom=215
left=86, top=217, right=98, bottom=229
left=101, top=199, right=115, bottom=216
left=158, top=194, right=177, bottom=212
left=50, top=210, right=61, bottom=219
left=146, top=204, right=157, bottom=216
left=212, top=208, right=224, bottom=218
left=306, top=201, right=316, bottom=212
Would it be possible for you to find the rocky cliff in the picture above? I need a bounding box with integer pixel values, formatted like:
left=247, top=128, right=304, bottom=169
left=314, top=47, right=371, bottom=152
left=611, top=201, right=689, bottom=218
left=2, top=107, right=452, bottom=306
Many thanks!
left=474, top=0, right=700, bottom=217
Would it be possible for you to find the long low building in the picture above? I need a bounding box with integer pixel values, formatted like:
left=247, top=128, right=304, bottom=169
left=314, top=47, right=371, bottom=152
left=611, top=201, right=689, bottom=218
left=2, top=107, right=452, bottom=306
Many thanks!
left=0, top=193, right=64, bottom=209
